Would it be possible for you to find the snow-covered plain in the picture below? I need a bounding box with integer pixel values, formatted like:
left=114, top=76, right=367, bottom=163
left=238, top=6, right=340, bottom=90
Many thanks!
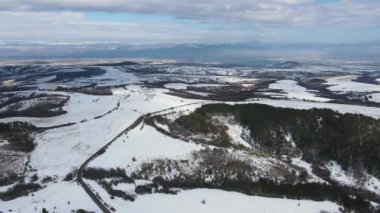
left=268, top=80, right=330, bottom=102
left=324, top=75, right=380, bottom=93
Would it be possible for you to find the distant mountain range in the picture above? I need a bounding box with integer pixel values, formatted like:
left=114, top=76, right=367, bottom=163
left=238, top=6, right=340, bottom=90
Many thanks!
left=1, top=41, right=380, bottom=64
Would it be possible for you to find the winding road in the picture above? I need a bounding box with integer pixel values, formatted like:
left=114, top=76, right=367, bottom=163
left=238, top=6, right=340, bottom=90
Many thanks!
left=76, top=102, right=203, bottom=213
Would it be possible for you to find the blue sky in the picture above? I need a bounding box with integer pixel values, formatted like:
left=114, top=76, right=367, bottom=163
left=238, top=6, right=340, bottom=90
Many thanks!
left=0, top=0, right=379, bottom=44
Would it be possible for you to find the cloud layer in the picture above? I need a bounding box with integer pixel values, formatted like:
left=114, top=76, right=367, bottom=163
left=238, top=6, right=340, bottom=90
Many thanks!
left=1, top=0, right=379, bottom=45
left=3, top=0, right=380, bottom=25
left=0, top=11, right=262, bottom=44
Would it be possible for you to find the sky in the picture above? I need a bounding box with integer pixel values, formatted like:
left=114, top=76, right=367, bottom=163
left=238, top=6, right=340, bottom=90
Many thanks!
left=1, top=0, right=380, bottom=45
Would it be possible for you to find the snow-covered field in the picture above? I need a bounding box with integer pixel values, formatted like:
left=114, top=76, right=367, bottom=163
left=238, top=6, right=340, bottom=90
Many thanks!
left=324, top=75, right=380, bottom=93
left=268, top=80, right=330, bottom=102
left=1, top=182, right=98, bottom=212
left=89, top=123, right=203, bottom=169
left=28, top=87, right=201, bottom=177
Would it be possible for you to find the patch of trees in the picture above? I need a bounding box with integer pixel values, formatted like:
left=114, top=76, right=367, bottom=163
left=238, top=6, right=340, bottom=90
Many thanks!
left=52, top=67, right=106, bottom=81
left=0, top=122, right=37, bottom=152
left=171, top=113, right=231, bottom=147
left=55, top=85, right=113, bottom=96
left=0, top=102, right=67, bottom=119
left=0, top=94, right=68, bottom=118
left=98, top=180, right=135, bottom=201
left=83, top=167, right=138, bottom=201
left=0, top=93, right=66, bottom=109
left=82, top=167, right=133, bottom=183
left=134, top=184, right=154, bottom=195
left=0, top=183, right=42, bottom=201
left=354, top=73, right=380, bottom=85
left=178, top=104, right=380, bottom=179
left=176, top=112, right=213, bottom=133
left=133, top=180, right=177, bottom=195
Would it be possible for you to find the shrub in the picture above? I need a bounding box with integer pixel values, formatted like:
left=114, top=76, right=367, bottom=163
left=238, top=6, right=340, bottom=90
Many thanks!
left=63, top=173, right=74, bottom=181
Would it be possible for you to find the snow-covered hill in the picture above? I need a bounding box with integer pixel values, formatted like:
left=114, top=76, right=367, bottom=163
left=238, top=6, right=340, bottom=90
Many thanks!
left=0, top=61, right=379, bottom=212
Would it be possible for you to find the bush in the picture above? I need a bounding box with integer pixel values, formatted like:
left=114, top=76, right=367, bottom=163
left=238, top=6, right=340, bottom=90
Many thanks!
left=63, top=173, right=74, bottom=181
left=41, top=176, right=53, bottom=183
